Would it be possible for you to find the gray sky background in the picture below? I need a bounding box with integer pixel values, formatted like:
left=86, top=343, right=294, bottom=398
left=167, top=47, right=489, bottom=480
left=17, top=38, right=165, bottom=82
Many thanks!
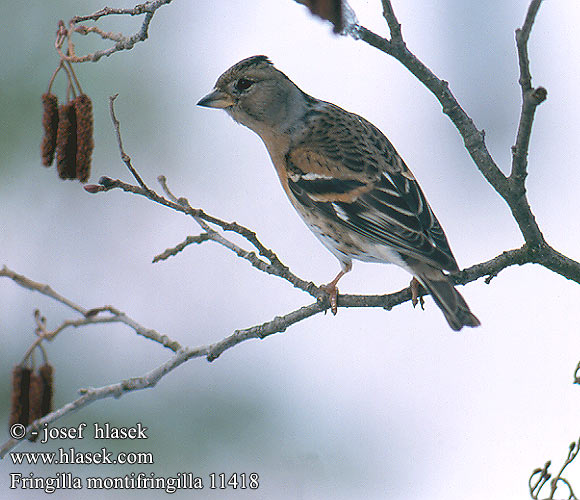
left=1, top=1, right=580, bottom=499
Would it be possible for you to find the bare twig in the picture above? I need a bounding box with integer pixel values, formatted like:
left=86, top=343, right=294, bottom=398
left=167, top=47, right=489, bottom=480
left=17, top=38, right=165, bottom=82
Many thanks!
left=530, top=461, right=552, bottom=499
left=511, top=0, right=546, bottom=192
left=87, top=173, right=321, bottom=298
left=109, top=94, right=150, bottom=191
left=0, top=346, right=195, bottom=458
left=380, top=0, right=403, bottom=43
left=574, top=362, right=580, bottom=385
left=152, top=233, right=213, bottom=263
left=0, top=266, right=181, bottom=352
left=354, top=24, right=511, bottom=201
left=516, top=0, right=543, bottom=93
left=354, top=0, right=574, bottom=269
left=58, top=0, right=173, bottom=63
left=529, top=440, right=580, bottom=499
left=0, top=239, right=554, bottom=457
left=0, top=265, right=322, bottom=458
left=0, top=266, right=87, bottom=315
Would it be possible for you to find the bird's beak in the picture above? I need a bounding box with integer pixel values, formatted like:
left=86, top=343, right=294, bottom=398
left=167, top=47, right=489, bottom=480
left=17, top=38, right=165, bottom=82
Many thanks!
left=197, top=89, right=235, bottom=109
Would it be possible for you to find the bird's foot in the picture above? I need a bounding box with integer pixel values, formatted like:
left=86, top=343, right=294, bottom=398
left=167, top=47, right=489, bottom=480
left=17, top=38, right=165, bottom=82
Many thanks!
left=410, top=277, right=425, bottom=310
left=321, top=282, right=340, bottom=315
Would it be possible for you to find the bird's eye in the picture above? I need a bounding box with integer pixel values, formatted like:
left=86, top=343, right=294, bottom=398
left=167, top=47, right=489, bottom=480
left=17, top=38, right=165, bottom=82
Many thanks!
left=234, top=78, right=254, bottom=91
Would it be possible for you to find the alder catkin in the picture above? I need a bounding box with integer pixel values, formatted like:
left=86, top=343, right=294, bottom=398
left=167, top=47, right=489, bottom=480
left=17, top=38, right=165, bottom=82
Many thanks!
left=299, top=0, right=343, bottom=33
left=41, top=93, right=59, bottom=167
left=74, top=94, right=94, bottom=183
left=27, top=372, right=42, bottom=441
left=9, top=366, right=32, bottom=429
left=38, top=363, right=54, bottom=417
left=56, top=101, right=77, bottom=180
left=25, top=364, right=54, bottom=441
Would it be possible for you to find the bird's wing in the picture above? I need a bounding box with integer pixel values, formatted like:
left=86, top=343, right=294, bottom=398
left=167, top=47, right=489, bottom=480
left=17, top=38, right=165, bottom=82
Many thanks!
left=286, top=103, right=459, bottom=272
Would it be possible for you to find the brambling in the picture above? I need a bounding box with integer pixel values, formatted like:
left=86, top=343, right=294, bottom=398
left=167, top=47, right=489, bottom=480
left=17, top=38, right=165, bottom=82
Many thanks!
left=198, top=55, right=480, bottom=331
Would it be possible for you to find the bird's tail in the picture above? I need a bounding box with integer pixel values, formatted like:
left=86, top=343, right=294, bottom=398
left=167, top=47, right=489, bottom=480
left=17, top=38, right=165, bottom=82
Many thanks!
left=415, top=268, right=480, bottom=332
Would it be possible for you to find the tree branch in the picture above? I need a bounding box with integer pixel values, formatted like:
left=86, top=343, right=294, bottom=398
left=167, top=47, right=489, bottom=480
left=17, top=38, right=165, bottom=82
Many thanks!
left=510, top=0, right=546, bottom=191
left=355, top=1, right=578, bottom=271
left=88, top=173, right=321, bottom=298
left=0, top=240, right=549, bottom=457
left=109, top=94, right=151, bottom=192
left=380, top=0, right=403, bottom=43
left=56, top=0, right=173, bottom=63
left=0, top=266, right=182, bottom=352
left=530, top=439, right=580, bottom=499
left=355, top=24, right=510, bottom=200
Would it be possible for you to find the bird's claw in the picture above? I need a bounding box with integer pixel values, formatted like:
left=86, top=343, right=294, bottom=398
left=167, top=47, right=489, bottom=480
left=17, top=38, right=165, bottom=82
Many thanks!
left=410, top=277, right=425, bottom=310
left=321, top=283, right=339, bottom=315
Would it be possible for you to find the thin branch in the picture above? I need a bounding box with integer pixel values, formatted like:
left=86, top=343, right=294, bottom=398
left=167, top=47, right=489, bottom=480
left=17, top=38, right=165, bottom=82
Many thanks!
left=0, top=266, right=87, bottom=315
left=0, top=266, right=182, bottom=352
left=530, top=462, right=551, bottom=499
left=0, top=237, right=558, bottom=456
left=0, top=347, right=195, bottom=458
left=157, top=174, right=288, bottom=271
left=355, top=25, right=511, bottom=201
left=0, top=268, right=324, bottom=457
left=355, top=0, right=556, bottom=252
left=152, top=233, right=213, bottom=263
left=380, top=0, right=403, bottom=43
left=530, top=439, right=580, bottom=499
left=206, top=302, right=324, bottom=361
left=59, top=0, right=173, bottom=63
left=86, top=175, right=321, bottom=298
left=510, top=0, right=546, bottom=191
left=535, top=245, right=580, bottom=283
left=71, top=3, right=165, bottom=23
left=109, top=94, right=150, bottom=192
left=516, top=0, right=543, bottom=93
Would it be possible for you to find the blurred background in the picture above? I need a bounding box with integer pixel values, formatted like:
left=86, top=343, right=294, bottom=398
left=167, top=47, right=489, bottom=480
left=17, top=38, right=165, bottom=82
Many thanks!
left=1, top=0, right=580, bottom=498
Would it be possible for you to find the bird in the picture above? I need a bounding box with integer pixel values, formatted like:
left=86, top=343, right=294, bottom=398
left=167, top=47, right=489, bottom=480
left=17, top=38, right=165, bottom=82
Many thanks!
left=197, top=55, right=480, bottom=331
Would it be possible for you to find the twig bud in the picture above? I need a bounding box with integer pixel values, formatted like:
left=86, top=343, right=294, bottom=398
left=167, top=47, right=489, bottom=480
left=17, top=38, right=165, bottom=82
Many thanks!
left=532, top=86, right=547, bottom=104
left=83, top=184, right=103, bottom=193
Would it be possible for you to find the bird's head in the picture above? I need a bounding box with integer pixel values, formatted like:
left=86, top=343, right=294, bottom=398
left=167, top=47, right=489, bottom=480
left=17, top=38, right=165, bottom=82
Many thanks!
left=197, top=55, right=308, bottom=137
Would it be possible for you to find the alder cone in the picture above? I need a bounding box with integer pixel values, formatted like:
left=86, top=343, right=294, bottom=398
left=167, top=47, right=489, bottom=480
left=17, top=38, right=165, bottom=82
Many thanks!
left=41, top=93, right=59, bottom=166
left=55, top=102, right=77, bottom=180
left=9, top=366, right=32, bottom=429
left=296, top=0, right=343, bottom=32
left=27, top=372, right=43, bottom=440
left=38, top=363, right=54, bottom=417
left=25, top=363, right=54, bottom=441
left=74, top=94, right=94, bottom=183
